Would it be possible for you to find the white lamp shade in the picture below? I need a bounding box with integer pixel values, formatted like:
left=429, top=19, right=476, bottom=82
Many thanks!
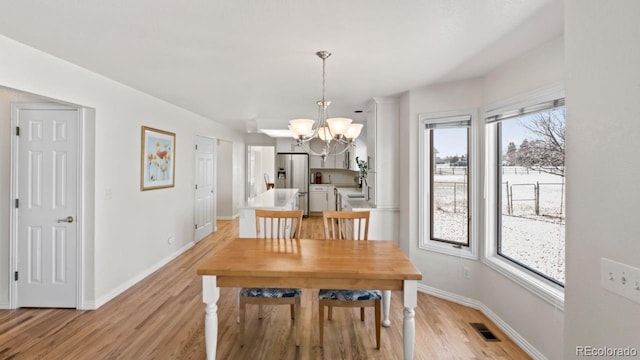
left=345, top=123, right=363, bottom=139
left=289, top=119, right=315, bottom=137
left=327, top=117, right=352, bottom=136
left=288, top=125, right=300, bottom=138
left=318, top=126, right=332, bottom=141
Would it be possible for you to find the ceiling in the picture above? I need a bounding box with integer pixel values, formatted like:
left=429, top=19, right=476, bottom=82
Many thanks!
left=0, top=0, right=563, bottom=133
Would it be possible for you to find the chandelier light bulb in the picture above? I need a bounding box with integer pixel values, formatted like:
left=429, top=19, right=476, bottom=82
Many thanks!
left=318, top=126, right=332, bottom=141
left=289, top=118, right=315, bottom=137
left=345, top=123, right=363, bottom=139
left=327, top=117, right=352, bottom=136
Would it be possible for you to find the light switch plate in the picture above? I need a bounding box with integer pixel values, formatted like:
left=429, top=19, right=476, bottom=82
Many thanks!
left=601, top=258, right=640, bottom=304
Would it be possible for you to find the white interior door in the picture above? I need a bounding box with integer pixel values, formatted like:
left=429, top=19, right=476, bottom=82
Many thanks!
left=195, top=135, right=215, bottom=242
left=17, top=107, right=78, bottom=308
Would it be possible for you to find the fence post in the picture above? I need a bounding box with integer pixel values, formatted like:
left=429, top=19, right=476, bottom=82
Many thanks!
left=453, top=183, right=457, bottom=213
left=535, top=181, right=540, bottom=216
left=506, top=181, right=511, bottom=215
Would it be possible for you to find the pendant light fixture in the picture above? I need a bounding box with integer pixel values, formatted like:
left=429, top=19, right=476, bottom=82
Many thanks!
left=289, top=51, right=363, bottom=160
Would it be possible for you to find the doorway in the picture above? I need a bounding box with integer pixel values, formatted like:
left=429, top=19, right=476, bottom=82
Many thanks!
left=216, top=140, right=234, bottom=220
left=11, top=103, right=81, bottom=308
left=246, top=146, right=275, bottom=199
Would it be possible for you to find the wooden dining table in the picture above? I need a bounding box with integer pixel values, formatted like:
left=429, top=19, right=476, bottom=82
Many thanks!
left=197, top=237, right=422, bottom=359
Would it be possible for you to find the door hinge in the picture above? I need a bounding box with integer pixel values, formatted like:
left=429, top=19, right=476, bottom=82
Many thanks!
left=14, top=271, right=18, bottom=281
left=194, top=224, right=198, bottom=230
left=195, top=144, right=198, bottom=150
left=16, top=126, right=20, bottom=136
left=15, top=199, right=19, bottom=208
left=195, top=184, right=198, bottom=190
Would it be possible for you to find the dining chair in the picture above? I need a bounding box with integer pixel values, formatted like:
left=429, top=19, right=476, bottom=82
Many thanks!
left=318, top=210, right=381, bottom=349
left=238, top=209, right=303, bottom=347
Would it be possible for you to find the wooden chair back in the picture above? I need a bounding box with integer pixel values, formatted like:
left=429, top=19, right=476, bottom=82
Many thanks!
left=322, top=210, right=370, bottom=240
left=255, top=209, right=303, bottom=240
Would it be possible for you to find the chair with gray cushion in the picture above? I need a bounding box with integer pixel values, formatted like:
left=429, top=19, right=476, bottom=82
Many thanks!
left=239, top=209, right=303, bottom=347
left=318, top=210, right=381, bottom=349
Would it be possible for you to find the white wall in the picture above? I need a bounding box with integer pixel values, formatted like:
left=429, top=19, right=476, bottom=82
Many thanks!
left=400, top=36, right=565, bottom=359
left=0, top=35, right=245, bottom=307
left=564, top=1, right=640, bottom=358
left=403, top=78, right=485, bottom=303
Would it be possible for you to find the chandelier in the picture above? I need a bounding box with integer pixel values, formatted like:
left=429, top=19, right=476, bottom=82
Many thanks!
left=288, top=51, right=363, bottom=160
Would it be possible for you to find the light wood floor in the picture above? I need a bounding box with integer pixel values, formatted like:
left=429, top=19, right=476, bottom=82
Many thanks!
left=0, top=217, right=531, bottom=359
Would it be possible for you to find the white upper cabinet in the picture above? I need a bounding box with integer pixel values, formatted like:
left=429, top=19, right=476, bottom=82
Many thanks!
left=365, top=97, right=399, bottom=208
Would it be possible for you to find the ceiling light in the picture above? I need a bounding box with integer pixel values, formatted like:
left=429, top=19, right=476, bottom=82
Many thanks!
left=288, top=51, right=361, bottom=159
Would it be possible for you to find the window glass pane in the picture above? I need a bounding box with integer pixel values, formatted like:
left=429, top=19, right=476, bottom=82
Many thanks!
left=498, top=108, right=565, bottom=284
left=430, top=127, right=469, bottom=246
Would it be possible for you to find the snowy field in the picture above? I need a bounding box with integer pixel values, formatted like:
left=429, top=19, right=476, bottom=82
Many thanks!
left=433, top=166, right=565, bottom=283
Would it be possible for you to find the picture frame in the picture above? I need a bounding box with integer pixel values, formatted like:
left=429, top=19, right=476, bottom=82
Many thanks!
left=141, top=126, right=176, bottom=191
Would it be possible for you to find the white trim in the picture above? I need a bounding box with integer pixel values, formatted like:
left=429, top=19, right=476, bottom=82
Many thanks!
left=93, top=241, right=195, bottom=310
left=418, top=108, right=479, bottom=260
left=483, top=85, right=566, bottom=308
left=417, top=284, right=548, bottom=360
left=216, top=214, right=239, bottom=220
left=9, top=102, right=84, bottom=309
left=0, top=303, right=9, bottom=310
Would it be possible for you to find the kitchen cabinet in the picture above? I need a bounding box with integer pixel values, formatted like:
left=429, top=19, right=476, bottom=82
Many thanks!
left=309, top=154, right=323, bottom=169
left=365, top=97, right=399, bottom=207
left=309, top=185, right=329, bottom=212
left=346, top=135, right=367, bottom=171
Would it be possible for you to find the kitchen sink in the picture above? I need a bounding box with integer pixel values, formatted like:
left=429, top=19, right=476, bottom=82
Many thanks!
left=347, top=194, right=365, bottom=199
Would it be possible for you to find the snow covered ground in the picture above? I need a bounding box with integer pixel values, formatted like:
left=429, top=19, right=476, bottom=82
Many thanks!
left=433, top=166, right=565, bottom=283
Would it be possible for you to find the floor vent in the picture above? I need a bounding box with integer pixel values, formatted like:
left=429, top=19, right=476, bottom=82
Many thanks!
left=470, top=322, right=501, bottom=342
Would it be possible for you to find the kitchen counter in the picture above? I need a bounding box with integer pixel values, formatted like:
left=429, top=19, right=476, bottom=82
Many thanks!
left=241, top=188, right=299, bottom=209
left=239, top=189, right=299, bottom=237
left=336, top=187, right=373, bottom=209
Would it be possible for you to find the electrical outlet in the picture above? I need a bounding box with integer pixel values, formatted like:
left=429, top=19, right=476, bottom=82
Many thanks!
left=601, top=258, right=640, bottom=304
left=463, top=266, right=471, bottom=279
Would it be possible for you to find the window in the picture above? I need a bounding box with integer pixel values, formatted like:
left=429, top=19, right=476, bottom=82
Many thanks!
left=420, top=111, right=477, bottom=259
left=485, top=89, right=566, bottom=303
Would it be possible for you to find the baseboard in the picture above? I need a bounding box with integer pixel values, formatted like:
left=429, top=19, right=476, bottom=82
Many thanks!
left=93, top=241, right=195, bottom=309
left=217, top=214, right=238, bottom=220
left=0, top=303, right=9, bottom=310
left=80, top=300, right=95, bottom=310
left=417, top=284, right=547, bottom=360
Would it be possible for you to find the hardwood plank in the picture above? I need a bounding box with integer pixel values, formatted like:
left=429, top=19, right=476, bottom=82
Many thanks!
left=0, top=217, right=531, bottom=359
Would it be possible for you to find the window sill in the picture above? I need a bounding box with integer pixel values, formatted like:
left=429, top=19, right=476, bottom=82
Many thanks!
left=482, top=254, right=564, bottom=311
left=420, top=240, right=478, bottom=260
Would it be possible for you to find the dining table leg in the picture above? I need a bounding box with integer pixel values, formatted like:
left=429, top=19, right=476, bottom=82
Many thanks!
left=203, top=276, right=220, bottom=360
left=382, top=290, right=391, bottom=327
left=403, top=280, right=418, bottom=360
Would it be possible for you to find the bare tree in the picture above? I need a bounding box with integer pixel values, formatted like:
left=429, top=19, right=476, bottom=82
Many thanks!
left=518, top=109, right=565, bottom=176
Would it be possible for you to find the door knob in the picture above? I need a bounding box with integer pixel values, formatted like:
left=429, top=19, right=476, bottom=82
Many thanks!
left=57, top=216, right=74, bottom=223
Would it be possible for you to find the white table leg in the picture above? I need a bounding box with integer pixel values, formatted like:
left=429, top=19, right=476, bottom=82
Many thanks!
left=403, top=280, right=417, bottom=360
left=382, top=290, right=391, bottom=327
left=203, top=276, right=220, bottom=360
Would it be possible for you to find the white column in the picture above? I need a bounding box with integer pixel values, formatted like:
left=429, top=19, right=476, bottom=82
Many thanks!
left=403, top=280, right=417, bottom=360
left=203, top=276, right=220, bottom=360
left=382, top=290, right=391, bottom=327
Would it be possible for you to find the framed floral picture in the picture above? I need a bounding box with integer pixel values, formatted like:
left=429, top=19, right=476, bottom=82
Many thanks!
left=141, top=126, right=176, bottom=190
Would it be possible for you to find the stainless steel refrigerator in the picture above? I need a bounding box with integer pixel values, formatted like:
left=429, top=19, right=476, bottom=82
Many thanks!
left=275, top=152, right=309, bottom=217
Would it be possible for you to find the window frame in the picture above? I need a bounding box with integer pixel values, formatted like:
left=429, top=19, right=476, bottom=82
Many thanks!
left=419, top=109, right=478, bottom=260
left=483, top=84, right=565, bottom=308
